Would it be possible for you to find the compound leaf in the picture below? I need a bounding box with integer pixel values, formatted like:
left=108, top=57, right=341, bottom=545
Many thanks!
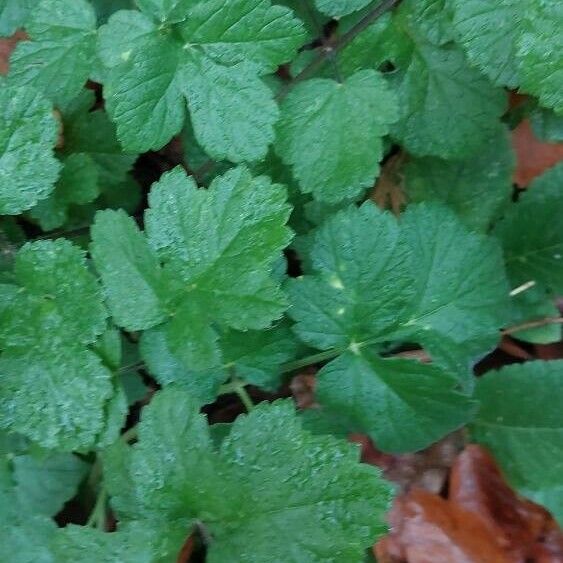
left=104, top=387, right=392, bottom=562
left=98, top=0, right=305, bottom=157
left=93, top=166, right=291, bottom=370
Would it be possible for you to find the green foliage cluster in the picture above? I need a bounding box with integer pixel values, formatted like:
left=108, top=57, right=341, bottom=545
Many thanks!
left=0, top=0, right=562, bottom=560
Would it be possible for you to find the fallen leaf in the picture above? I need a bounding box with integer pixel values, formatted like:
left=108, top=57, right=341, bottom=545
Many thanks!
left=512, top=119, right=563, bottom=187
left=376, top=488, right=511, bottom=563
left=450, top=445, right=562, bottom=561
left=371, top=153, right=406, bottom=216
left=375, top=445, right=563, bottom=562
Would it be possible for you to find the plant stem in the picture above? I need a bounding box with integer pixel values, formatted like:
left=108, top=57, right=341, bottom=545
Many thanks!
left=86, top=487, right=107, bottom=529
left=235, top=384, right=255, bottom=412
left=502, top=316, right=563, bottom=336
left=277, top=0, right=401, bottom=98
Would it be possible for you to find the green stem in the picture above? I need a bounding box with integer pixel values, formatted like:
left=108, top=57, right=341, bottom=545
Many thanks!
left=235, top=384, right=255, bottom=412
left=86, top=487, right=107, bottom=529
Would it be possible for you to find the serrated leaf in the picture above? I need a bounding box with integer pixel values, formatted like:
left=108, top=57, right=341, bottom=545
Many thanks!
left=93, top=166, right=292, bottom=370
left=494, top=163, right=563, bottom=293
left=91, top=210, right=170, bottom=331
left=0, top=85, right=60, bottom=215
left=98, top=0, right=305, bottom=157
left=182, top=55, right=278, bottom=162
left=0, top=240, right=115, bottom=450
left=53, top=521, right=188, bottom=563
left=471, top=361, right=563, bottom=499
left=141, top=321, right=300, bottom=402
left=0, top=346, right=114, bottom=450
left=289, top=202, right=510, bottom=357
left=140, top=328, right=226, bottom=403
left=314, top=0, right=371, bottom=17
left=0, top=0, right=37, bottom=37
left=317, top=351, right=476, bottom=452
left=399, top=204, right=511, bottom=346
left=7, top=0, right=97, bottom=105
left=275, top=0, right=327, bottom=35
left=137, top=0, right=196, bottom=23
left=62, top=90, right=138, bottom=188
left=104, top=387, right=392, bottom=562
left=287, top=203, right=414, bottom=351
left=0, top=239, right=107, bottom=347
left=179, top=0, right=307, bottom=73
left=451, top=1, right=563, bottom=113
left=340, top=9, right=506, bottom=158
left=517, top=2, right=563, bottom=114
left=13, top=452, right=89, bottom=516
left=404, top=128, right=515, bottom=232
left=0, top=488, right=56, bottom=563
left=390, top=42, right=506, bottom=158
left=30, top=153, right=99, bottom=231
left=276, top=69, right=398, bottom=202
left=450, top=0, right=522, bottom=87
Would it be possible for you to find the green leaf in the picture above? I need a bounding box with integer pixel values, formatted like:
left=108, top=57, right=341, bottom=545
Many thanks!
left=104, top=387, right=392, bottom=562
left=53, top=521, right=188, bottom=562
left=287, top=203, right=414, bottom=351
left=62, top=90, right=138, bottom=188
left=141, top=321, right=300, bottom=402
left=494, top=163, right=563, bottom=293
left=179, top=0, right=308, bottom=73
left=314, top=0, right=371, bottom=17
left=451, top=1, right=563, bottom=113
left=399, top=204, right=511, bottom=347
left=0, top=240, right=115, bottom=450
left=13, top=452, right=89, bottom=516
left=136, top=0, right=196, bottom=23
left=0, top=85, right=60, bottom=215
left=404, top=128, right=515, bottom=232
left=140, top=328, right=226, bottom=403
left=450, top=0, right=522, bottom=87
left=508, top=288, right=561, bottom=344
left=289, top=202, right=509, bottom=359
left=317, top=351, right=476, bottom=452
left=276, top=70, right=398, bottom=202
left=0, top=239, right=107, bottom=347
left=91, top=0, right=135, bottom=24
left=471, top=361, right=563, bottom=499
left=30, top=153, right=99, bottom=231
left=0, top=0, right=37, bottom=36
left=183, top=55, right=279, bottom=163
left=0, top=489, right=56, bottom=563
left=97, top=0, right=305, bottom=156
left=7, top=0, right=97, bottom=105
left=390, top=42, right=506, bottom=158
left=341, top=9, right=506, bottom=158
left=93, top=166, right=292, bottom=370
left=530, top=106, right=563, bottom=142
left=517, top=1, right=563, bottom=114
left=0, top=346, right=114, bottom=450
left=275, top=0, right=327, bottom=35
left=91, top=209, right=170, bottom=331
